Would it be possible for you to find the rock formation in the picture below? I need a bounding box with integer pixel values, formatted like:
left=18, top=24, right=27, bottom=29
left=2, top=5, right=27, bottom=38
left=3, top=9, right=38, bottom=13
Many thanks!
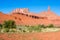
left=0, top=6, right=60, bottom=26
left=12, top=8, right=29, bottom=14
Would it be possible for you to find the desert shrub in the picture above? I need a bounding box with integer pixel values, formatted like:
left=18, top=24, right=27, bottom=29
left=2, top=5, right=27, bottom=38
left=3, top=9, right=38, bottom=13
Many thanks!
left=0, top=24, right=2, bottom=29
left=10, top=29, right=16, bottom=33
left=4, top=28, right=9, bottom=32
left=28, top=25, right=41, bottom=32
left=1, top=20, right=16, bottom=33
left=3, top=20, right=16, bottom=29
left=38, top=24, right=46, bottom=28
left=48, top=24, right=54, bottom=28
left=22, top=30, right=26, bottom=32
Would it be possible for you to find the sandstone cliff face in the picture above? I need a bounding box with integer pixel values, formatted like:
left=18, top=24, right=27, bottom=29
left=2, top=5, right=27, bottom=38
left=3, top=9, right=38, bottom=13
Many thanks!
left=12, top=8, right=29, bottom=14
left=0, top=7, right=60, bottom=26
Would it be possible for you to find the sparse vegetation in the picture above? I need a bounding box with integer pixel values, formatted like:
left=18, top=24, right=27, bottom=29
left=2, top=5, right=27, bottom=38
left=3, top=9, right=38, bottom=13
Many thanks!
left=47, top=24, right=54, bottom=28
left=0, top=20, right=60, bottom=33
left=0, top=20, right=16, bottom=33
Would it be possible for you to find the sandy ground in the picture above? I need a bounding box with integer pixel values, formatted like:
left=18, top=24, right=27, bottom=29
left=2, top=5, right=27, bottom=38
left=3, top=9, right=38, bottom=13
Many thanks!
left=0, top=31, right=60, bottom=40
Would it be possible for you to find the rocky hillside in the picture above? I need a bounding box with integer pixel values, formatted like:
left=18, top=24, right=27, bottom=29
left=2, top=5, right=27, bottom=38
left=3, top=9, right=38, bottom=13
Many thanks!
left=0, top=6, right=60, bottom=26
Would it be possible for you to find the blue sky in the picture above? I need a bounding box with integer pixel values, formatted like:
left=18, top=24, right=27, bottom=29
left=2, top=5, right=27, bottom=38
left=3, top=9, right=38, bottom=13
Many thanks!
left=0, top=0, right=60, bottom=15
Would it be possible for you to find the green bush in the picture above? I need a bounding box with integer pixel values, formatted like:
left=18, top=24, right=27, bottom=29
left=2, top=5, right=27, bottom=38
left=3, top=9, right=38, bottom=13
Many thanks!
left=48, top=24, right=54, bottom=28
left=3, top=20, right=16, bottom=29
left=38, top=24, right=46, bottom=28
left=0, top=24, right=2, bottom=29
